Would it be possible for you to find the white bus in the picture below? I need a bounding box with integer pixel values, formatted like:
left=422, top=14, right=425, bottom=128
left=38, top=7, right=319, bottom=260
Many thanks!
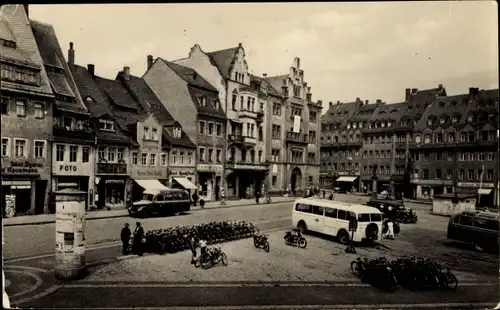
left=292, top=198, right=384, bottom=244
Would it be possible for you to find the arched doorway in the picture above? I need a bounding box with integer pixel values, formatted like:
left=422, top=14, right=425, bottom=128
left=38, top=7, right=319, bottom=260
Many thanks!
left=290, top=167, right=302, bottom=195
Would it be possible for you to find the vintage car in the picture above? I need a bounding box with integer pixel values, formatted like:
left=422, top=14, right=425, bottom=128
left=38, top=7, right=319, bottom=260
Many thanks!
left=127, top=189, right=190, bottom=218
left=365, top=198, right=418, bottom=224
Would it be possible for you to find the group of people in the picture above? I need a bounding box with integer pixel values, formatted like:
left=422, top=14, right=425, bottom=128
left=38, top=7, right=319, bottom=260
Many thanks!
left=120, top=222, right=145, bottom=256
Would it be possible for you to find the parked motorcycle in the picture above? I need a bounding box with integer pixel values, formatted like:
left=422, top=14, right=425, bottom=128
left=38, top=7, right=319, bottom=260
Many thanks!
left=253, top=233, right=270, bottom=252
left=195, top=246, right=228, bottom=269
left=284, top=230, right=307, bottom=248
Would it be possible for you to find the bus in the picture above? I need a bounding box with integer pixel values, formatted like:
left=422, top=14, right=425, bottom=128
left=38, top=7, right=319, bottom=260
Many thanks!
left=128, top=188, right=190, bottom=218
left=447, top=210, right=499, bottom=253
left=292, top=198, right=384, bottom=245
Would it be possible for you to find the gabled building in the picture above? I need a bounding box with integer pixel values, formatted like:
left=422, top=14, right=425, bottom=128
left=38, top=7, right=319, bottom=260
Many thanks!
left=30, top=20, right=95, bottom=206
left=172, top=44, right=269, bottom=199
left=1, top=5, right=54, bottom=215
left=143, top=57, right=226, bottom=201
left=265, top=57, right=322, bottom=195
left=68, top=58, right=136, bottom=209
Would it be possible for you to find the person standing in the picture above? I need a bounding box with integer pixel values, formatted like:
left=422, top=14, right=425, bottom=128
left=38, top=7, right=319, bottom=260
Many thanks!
left=120, top=223, right=131, bottom=255
left=189, top=235, right=198, bottom=264
left=192, top=190, right=198, bottom=207
left=133, top=222, right=145, bottom=256
left=255, top=190, right=260, bottom=204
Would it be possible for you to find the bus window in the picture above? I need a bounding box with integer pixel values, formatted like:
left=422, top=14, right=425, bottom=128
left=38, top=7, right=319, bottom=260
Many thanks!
left=325, top=207, right=337, bottom=218
left=474, top=217, right=499, bottom=231
left=346, top=211, right=356, bottom=221
left=370, top=213, right=382, bottom=222
left=358, top=213, right=371, bottom=222
left=312, top=205, right=324, bottom=216
left=460, top=215, right=474, bottom=226
left=165, top=193, right=174, bottom=201
left=156, top=194, right=165, bottom=202
left=296, top=204, right=312, bottom=213
left=338, top=209, right=347, bottom=220
left=452, top=215, right=460, bottom=224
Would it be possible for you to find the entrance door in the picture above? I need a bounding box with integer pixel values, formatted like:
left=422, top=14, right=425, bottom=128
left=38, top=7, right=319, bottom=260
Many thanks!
left=290, top=168, right=302, bottom=195
left=35, top=180, right=47, bottom=214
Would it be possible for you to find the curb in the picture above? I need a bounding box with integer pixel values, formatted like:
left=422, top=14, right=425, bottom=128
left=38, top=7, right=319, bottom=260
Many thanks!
left=3, top=199, right=294, bottom=227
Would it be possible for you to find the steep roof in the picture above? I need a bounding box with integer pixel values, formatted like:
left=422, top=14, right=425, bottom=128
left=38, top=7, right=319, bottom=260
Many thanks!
left=206, top=46, right=239, bottom=79
left=414, top=94, right=470, bottom=131
left=264, top=75, right=288, bottom=95
left=69, top=64, right=111, bottom=118
left=321, top=101, right=360, bottom=128
left=160, top=59, right=218, bottom=92
left=162, top=127, right=196, bottom=149
left=30, top=20, right=88, bottom=114
left=250, top=74, right=282, bottom=98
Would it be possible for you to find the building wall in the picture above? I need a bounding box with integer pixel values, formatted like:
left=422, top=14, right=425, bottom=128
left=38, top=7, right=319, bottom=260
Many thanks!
left=168, top=146, right=197, bottom=185
left=143, top=60, right=198, bottom=143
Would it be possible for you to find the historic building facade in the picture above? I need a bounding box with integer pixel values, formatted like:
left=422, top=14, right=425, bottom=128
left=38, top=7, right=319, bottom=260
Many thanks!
left=143, top=57, right=226, bottom=201
left=265, top=57, right=322, bottom=195
left=1, top=5, right=55, bottom=215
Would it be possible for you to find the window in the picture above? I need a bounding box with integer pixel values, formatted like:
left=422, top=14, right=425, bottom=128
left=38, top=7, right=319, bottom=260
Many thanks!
left=272, top=103, right=282, bottom=116
left=459, top=152, right=466, bottom=161
left=150, top=153, right=156, bottom=166
left=56, top=144, right=65, bottom=161
left=435, top=133, right=443, bottom=143
left=82, top=147, right=90, bottom=163
left=436, top=169, right=442, bottom=179
left=34, top=140, right=45, bottom=158
left=141, top=153, right=148, bottom=166
left=199, top=147, right=205, bottom=162
left=188, top=152, right=193, bottom=165
left=424, top=135, right=431, bottom=144
left=199, top=121, right=205, bottom=134
left=272, top=175, right=277, bottom=187
left=143, top=127, right=150, bottom=139
left=161, top=153, right=167, bottom=166
left=14, top=139, right=27, bottom=157
left=272, top=124, right=281, bottom=140
left=172, top=151, right=177, bottom=164
left=216, top=123, right=222, bottom=136
left=1, top=138, right=10, bottom=157
left=312, top=205, right=324, bottom=216
left=459, top=169, right=465, bottom=180
left=208, top=149, right=213, bottom=162
left=16, top=101, right=26, bottom=116
left=295, top=204, right=312, bottom=213
left=259, top=126, right=263, bottom=141
left=216, top=149, right=221, bottom=163
left=208, top=122, right=214, bottom=135
left=271, top=149, right=280, bottom=162
left=69, top=145, right=78, bottom=162
left=117, top=148, right=125, bottom=161
left=423, top=169, right=429, bottom=179
left=436, top=152, right=442, bottom=161
left=447, top=133, right=455, bottom=143
left=487, top=169, right=494, bottom=181
left=132, top=152, right=138, bottom=165
left=152, top=128, right=158, bottom=141
left=325, top=207, right=338, bottom=218
left=467, top=132, right=475, bottom=143
left=478, top=152, right=485, bottom=161
left=99, top=119, right=114, bottom=131
left=34, top=103, right=44, bottom=119
left=487, top=152, right=495, bottom=161
left=1, top=97, right=8, bottom=115
left=107, top=147, right=116, bottom=162
left=232, top=93, right=237, bottom=110
left=468, top=169, right=474, bottom=180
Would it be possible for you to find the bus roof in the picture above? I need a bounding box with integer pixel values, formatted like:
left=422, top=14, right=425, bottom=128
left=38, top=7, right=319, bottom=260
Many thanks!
left=294, top=198, right=381, bottom=214
left=143, top=188, right=186, bottom=196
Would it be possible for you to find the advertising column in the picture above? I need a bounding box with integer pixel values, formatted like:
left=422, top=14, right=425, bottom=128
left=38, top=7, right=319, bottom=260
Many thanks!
left=54, top=188, right=87, bottom=280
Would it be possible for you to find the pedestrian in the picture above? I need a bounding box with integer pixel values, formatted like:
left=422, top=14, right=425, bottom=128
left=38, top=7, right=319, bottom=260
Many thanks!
left=384, top=217, right=395, bottom=240
left=189, top=234, right=198, bottom=264
left=323, top=190, right=326, bottom=198
left=120, top=223, right=131, bottom=255
left=255, top=190, right=260, bottom=204
left=364, top=186, right=367, bottom=194
left=133, top=222, right=145, bottom=256
left=192, top=190, right=198, bottom=206
left=198, top=238, right=208, bottom=260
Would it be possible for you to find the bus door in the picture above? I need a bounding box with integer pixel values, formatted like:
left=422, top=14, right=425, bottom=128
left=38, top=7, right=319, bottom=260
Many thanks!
left=310, top=205, right=325, bottom=233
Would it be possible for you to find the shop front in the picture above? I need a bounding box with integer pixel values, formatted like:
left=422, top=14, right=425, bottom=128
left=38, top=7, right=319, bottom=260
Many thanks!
left=197, top=164, right=223, bottom=202
left=169, top=167, right=197, bottom=195
left=95, top=161, right=130, bottom=208
left=130, top=165, right=169, bottom=202
left=413, top=179, right=453, bottom=200
left=334, top=174, right=359, bottom=193
left=457, top=182, right=495, bottom=207
left=227, top=163, right=268, bottom=199
left=1, top=160, right=50, bottom=216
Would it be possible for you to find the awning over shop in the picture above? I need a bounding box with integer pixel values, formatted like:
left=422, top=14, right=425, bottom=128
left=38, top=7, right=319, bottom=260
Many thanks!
left=173, top=177, right=197, bottom=190
left=134, top=179, right=169, bottom=192
left=336, top=176, right=358, bottom=183
left=478, top=188, right=492, bottom=195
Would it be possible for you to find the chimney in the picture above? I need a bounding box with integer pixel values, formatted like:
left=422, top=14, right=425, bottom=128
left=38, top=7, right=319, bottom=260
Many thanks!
left=337, top=100, right=340, bottom=104
left=356, top=97, right=361, bottom=104
left=405, top=88, right=411, bottom=101
left=376, top=99, right=382, bottom=104
left=87, top=64, right=95, bottom=77
left=411, top=88, right=418, bottom=94
left=329, top=101, right=333, bottom=106
left=23, top=5, right=29, bottom=18
left=469, top=87, right=479, bottom=96
left=123, top=66, right=130, bottom=80
left=294, top=57, right=300, bottom=69
left=147, top=55, right=153, bottom=70
left=438, top=84, right=443, bottom=90
left=68, top=42, right=75, bottom=65
left=307, top=86, right=311, bottom=93
left=306, top=94, right=312, bottom=101
left=365, top=100, right=369, bottom=105
left=263, top=73, right=267, bottom=78
left=317, top=100, right=322, bottom=106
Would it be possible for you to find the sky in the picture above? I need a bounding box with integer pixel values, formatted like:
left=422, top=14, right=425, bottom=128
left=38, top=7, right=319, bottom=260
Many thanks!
left=28, top=2, right=498, bottom=109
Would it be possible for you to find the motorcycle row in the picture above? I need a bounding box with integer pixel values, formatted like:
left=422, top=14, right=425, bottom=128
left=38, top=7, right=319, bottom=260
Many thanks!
left=350, top=256, right=459, bottom=292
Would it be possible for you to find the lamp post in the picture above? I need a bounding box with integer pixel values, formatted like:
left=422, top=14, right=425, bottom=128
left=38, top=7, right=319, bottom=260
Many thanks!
left=371, top=164, right=378, bottom=199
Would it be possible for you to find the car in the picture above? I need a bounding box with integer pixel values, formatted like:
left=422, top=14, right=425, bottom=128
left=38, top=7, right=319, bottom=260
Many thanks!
left=366, top=198, right=418, bottom=224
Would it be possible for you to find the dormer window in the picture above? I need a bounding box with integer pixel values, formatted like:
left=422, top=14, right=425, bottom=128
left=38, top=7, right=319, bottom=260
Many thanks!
left=440, top=118, right=446, bottom=125
left=347, top=123, right=351, bottom=129
left=152, top=128, right=159, bottom=141
left=212, top=99, right=219, bottom=110
left=99, top=119, right=115, bottom=131
left=452, top=116, right=458, bottom=123
left=381, top=121, right=386, bottom=128
left=401, top=120, right=407, bottom=127
left=359, top=122, right=363, bottom=129
left=198, top=96, right=207, bottom=107
left=173, top=127, right=182, bottom=138
left=387, top=120, right=392, bottom=127
left=427, top=118, right=433, bottom=126
left=353, top=123, right=357, bottom=129
left=143, top=126, right=150, bottom=139
left=467, top=115, right=474, bottom=122
left=85, top=97, right=94, bottom=102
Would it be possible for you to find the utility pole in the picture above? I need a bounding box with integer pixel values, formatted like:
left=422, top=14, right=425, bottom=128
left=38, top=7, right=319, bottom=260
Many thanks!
left=220, top=82, right=228, bottom=206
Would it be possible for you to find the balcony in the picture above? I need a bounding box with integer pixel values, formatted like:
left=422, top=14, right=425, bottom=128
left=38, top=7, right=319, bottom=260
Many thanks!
left=237, top=109, right=257, bottom=119
left=243, top=136, right=257, bottom=146
left=228, top=134, right=244, bottom=144
left=97, top=162, right=127, bottom=174
left=53, top=124, right=94, bottom=142
left=286, top=132, right=309, bottom=145
left=226, top=160, right=269, bottom=171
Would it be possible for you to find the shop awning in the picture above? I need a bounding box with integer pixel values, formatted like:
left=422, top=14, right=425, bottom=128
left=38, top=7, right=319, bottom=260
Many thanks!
left=134, top=179, right=169, bottom=192
left=336, top=176, right=358, bottom=183
left=173, top=177, right=197, bottom=190
left=478, top=188, right=492, bottom=195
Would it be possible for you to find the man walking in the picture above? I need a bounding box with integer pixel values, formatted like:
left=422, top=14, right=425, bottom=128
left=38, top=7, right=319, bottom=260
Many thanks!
left=255, top=190, right=260, bottom=204
left=133, top=222, right=145, bottom=256
left=189, top=234, right=198, bottom=264
left=120, top=223, right=131, bottom=255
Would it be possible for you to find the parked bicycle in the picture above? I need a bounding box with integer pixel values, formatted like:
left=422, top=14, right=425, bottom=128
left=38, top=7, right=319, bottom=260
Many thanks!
left=351, top=257, right=397, bottom=292
left=253, top=233, right=270, bottom=252
left=194, top=246, right=229, bottom=269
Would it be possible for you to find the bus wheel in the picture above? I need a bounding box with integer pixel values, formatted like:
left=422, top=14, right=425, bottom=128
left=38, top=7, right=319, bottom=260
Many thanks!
left=337, top=230, right=350, bottom=245
left=298, top=221, right=307, bottom=233
left=173, top=211, right=180, bottom=216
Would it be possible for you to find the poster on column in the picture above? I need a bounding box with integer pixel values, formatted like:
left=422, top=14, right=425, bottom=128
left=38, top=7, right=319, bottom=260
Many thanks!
left=293, top=115, right=301, bottom=133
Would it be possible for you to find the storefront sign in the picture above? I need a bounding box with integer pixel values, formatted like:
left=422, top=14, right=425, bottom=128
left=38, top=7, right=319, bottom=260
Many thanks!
left=59, top=165, right=77, bottom=172
left=170, top=170, right=196, bottom=177
left=233, top=163, right=268, bottom=171
left=197, top=164, right=223, bottom=174
left=1, top=162, right=43, bottom=174
left=457, top=182, right=494, bottom=188
left=136, top=169, right=163, bottom=177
